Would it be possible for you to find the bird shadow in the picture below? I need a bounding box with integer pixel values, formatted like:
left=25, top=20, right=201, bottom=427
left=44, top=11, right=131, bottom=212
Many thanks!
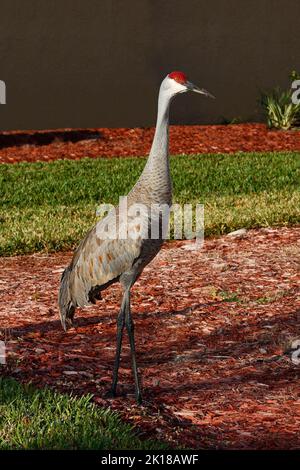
left=137, top=306, right=299, bottom=366
left=1, top=301, right=218, bottom=339
left=3, top=303, right=298, bottom=371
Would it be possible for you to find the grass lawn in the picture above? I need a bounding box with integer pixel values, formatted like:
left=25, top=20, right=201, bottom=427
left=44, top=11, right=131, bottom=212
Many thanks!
left=0, top=151, right=299, bottom=449
left=0, top=377, right=166, bottom=450
left=0, top=151, right=299, bottom=256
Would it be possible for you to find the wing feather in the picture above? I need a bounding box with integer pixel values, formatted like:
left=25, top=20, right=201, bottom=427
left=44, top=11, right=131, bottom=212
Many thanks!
left=68, top=213, right=142, bottom=307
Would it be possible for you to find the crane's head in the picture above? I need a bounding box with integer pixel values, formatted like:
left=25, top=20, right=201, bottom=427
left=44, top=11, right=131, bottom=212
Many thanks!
left=163, top=71, right=215, bottom=99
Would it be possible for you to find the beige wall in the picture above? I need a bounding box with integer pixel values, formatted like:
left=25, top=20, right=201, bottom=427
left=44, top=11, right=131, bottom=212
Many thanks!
left=0, top=0, right=299, bottom=130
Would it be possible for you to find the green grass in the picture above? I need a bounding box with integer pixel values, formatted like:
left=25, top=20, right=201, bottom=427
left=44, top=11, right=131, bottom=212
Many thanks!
left=0, top=152, right=299, bottom=256
left=0, top=377, right=166, bottom=450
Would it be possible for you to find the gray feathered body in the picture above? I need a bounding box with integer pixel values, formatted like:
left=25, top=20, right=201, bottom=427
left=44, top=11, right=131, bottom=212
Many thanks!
left=58, top=79, right=172, bottom=330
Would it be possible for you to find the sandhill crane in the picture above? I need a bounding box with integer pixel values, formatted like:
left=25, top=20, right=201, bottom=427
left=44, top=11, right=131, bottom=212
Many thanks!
left=59, top=71, right=214, bottom=403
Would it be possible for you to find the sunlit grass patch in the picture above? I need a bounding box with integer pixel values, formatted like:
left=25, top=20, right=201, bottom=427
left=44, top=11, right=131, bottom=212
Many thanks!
left=0, top=378, right=166, bottom=450
left=0, top=151, right=299, bottom=256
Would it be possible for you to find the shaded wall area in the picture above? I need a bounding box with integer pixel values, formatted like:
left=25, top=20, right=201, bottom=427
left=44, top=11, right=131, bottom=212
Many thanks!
left=0, top=0, right=299, bottom=130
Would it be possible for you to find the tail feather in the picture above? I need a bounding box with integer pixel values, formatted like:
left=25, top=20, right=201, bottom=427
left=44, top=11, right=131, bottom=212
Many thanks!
left=58, top=266, right=76, bottom=331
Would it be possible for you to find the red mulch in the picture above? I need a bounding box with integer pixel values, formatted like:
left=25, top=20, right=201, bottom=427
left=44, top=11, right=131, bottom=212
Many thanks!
left=0, top=124, right=300, bottom=164
left=1, top=227, right=299, bottom=449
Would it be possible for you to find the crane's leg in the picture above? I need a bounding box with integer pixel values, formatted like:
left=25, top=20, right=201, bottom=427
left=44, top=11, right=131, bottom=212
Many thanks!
left=107, top=291, right=126, bottom=398
left=107, top=287, right=142, bottom=404
left=125, top=289, right=142, bottom=404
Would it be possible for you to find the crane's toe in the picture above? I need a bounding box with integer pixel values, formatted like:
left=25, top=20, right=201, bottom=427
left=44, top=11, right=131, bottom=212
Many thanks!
left=105, top=388, right=118, bottom=399
left=136, top=392, right=143, bottom=405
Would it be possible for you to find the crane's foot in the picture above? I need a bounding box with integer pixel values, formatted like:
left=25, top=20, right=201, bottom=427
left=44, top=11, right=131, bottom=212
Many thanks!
left=104, top=388, right=117, bottom=399
left=105, top=387, right=142, bottom=404
left=105, top=386, right=127, bottom=399
left=136, top=392, right=143, bottom=405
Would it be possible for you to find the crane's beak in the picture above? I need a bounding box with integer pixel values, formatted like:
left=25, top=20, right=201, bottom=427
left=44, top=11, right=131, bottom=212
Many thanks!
left=186, top=81, right=215, bottom=99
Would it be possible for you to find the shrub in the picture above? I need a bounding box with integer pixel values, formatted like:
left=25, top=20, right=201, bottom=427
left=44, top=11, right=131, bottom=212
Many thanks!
left=260, top=71, right=300, bottom=130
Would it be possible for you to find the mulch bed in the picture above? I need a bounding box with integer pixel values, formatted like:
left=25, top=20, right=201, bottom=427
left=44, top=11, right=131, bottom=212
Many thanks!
left=0, top=124, right=300, bottom=164
left=1, top=227, right=299, bottom=449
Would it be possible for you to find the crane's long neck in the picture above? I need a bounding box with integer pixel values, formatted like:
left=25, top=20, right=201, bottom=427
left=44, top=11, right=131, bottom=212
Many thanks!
left=148, top=89, right=171, bottom=166
left=133, top=87, right=172, bottom=205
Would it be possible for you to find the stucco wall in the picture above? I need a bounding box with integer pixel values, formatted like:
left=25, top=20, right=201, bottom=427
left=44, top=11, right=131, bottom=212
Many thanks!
left=0, top=0, right=299, bottom=130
